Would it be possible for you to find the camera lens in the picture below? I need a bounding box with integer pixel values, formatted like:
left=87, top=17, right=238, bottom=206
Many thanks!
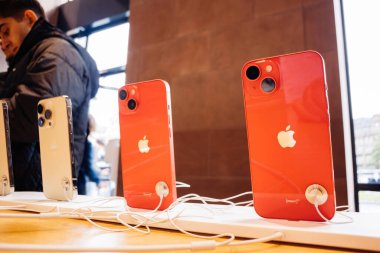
left=261, top=78, right=276, bottom=93
left=37, top=104, right=44, bottom=114
left=45, top=109, right=52, bottom=119
left=246, top=65, right=260, bottom=80
left=119, top=90, right=127, bottom=100
left=128, top=99, right=137, bottom=110
left=38, top=117, right=45, bottom=127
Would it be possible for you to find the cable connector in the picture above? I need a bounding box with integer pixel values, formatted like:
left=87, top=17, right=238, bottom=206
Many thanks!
left=1, top=175, right=8, bottom=196
left=305, top=184, right=328, bottom=205
left=1, top=175, right=8, bottom=187
left=155, top=181, right=169, bottom=198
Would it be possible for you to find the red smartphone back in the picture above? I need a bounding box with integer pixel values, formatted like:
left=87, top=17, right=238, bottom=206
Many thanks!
left=118, top=79, right=176, bottom=210
left=241, top=51, right=336, bottom=221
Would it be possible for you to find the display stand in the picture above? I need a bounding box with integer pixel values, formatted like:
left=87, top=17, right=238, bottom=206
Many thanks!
left=1, top=192, right=379, bottom=252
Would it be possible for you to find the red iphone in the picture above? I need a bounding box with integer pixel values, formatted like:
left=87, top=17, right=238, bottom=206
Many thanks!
left=118, top=79, right=176, bottom=210
left=241, top=51, right=336, bottom=221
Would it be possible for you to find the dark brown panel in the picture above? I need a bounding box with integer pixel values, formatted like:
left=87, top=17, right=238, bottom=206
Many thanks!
left=128, top=0, right=176, bottom=49
left=254, top=0, right=302, bottom=17
left=127, top=0, right=347, bottom=204
left=209, top=9, right=305, bottom=70
left=57, top=0, right=129, bottom=31
left=137, top=33, right=211, bottom=81
left=207, top=129, right=250, bottom=178
left=303, top=1, right=338, bottom=52
left=174, top=0, right=254, bottom=36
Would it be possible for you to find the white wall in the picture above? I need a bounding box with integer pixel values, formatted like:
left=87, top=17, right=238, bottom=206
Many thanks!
left=39, top=0, right=68, bottom=24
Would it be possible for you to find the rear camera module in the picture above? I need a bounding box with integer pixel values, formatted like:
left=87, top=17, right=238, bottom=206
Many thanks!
left=128, top=99, right=137, bottom=110
left=37, top=104, right=44, bottom=114
left=119, top=90, right=127, bottom=100
left=246, top=65, right=260, bottom=80
left=38, top=117, right=45, bottom=127
left=45, top=109, right=52, bottom=120
left=261, top=78, right=276, bottom=93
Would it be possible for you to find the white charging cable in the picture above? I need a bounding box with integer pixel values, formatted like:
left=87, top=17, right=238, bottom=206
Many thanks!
left=58, top=187, right=168, bottom=233
left=222, top=191, right=253, bottom=206
left=164, top=194, right=236, bottom=243
left=61, top=194, right=163, bottom=233
left=306, top=185, right=353, bottom=224
left=115, top=194, right=164, bottom=234
left=175, top=181, right=191, bottom=188
left=0, top=189, right=222, bottom=252
left=314, top=203, right=353, bottom=224
left=162, top=193, right=284, bottom=247
left=0, top=189, right=285, bottom=252
left=101, top=191, right=281, bottom=248
left=70, top=196, right=128, bottom=211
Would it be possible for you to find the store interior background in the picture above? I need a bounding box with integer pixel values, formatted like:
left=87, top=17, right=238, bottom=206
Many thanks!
left=1, top=0, right=363, bottom=208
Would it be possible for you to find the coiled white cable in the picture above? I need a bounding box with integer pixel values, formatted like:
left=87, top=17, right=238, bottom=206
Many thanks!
left=314, top=203, right=353, bottom=224
left=161, top=192, right=283, bottom=247
left=219, top=191, right=254, bottom=207
left=0, top=188, right=286, bottom=252
left=114, top=194, right=165, bottom=234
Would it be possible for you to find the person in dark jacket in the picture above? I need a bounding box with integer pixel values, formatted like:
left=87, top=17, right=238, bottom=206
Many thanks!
left=78, top=115, right=100, bottom=195
left=0, top=0, right=99, bottom=191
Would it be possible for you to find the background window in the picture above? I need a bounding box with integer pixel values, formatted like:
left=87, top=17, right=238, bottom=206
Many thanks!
left=70, top=20, right=129, bottom=143
left=87, top=23, right=130, bottom=73
left=342, top=0, right=380, bottom=212
left=89, top=72, right=126, bottom=141
left=68, top=16, right=129, bottom=196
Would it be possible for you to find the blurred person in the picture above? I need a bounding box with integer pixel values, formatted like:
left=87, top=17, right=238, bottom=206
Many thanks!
left=78, top=115, right=100, bottom=195
left=0, top=0, right=99, bottom=191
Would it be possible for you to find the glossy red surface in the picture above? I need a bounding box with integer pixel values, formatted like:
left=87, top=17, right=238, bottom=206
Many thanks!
left=118, top=79, right=176, bottom=210
left=242, top=51, right=336, bottom=221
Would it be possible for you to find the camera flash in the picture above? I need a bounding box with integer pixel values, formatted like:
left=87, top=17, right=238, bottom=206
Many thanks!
left=130, top=89, right=136, bottom=95
left=265, top=65, right=273, bottom=73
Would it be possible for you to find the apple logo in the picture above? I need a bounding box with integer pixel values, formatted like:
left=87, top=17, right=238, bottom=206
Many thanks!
left=138, top=136, right=150, bottom=153
left=277, top=125, right=296, bottom=148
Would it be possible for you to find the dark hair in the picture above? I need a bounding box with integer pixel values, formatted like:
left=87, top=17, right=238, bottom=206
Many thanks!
left=0, top=0, right=46, bottom=19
